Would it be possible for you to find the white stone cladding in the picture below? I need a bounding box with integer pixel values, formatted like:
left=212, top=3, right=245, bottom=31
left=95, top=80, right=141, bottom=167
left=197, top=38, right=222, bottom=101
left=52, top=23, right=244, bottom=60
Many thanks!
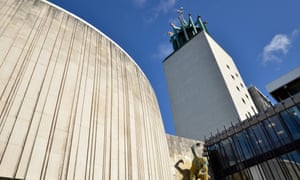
left=166, top=134, right=206, bottom=179
left=0, top=0, right=172, bottom=179
left=205, top=33, right=258, bottom=120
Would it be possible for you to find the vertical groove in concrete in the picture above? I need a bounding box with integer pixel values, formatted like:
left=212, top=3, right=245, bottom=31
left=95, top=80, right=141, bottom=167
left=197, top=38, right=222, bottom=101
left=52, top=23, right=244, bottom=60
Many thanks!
left=0, top=0, right=172, bottom=179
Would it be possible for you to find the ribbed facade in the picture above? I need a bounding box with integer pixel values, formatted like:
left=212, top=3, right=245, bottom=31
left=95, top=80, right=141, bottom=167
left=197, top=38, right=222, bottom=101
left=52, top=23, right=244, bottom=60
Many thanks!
left=0, top=0, right=171, bottom=179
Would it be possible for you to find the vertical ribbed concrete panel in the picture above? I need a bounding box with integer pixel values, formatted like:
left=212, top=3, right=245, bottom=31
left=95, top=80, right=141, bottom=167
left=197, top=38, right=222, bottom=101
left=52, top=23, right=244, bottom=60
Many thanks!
left=0, top=0, right=171, bottom=179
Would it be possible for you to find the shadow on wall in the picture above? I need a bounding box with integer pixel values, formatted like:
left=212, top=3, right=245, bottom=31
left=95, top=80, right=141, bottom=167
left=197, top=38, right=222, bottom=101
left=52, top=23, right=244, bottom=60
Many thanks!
left=175, top=159, right=191, bottom=180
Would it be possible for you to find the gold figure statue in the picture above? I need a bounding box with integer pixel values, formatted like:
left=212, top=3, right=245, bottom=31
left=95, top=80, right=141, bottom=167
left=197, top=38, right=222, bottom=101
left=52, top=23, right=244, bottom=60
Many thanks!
left=190, top=143, right=210, bottom=180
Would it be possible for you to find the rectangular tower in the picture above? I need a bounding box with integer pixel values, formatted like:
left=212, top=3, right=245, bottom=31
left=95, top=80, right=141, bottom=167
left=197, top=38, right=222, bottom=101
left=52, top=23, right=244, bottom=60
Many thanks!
left=163, top=12, right=257, bottom=139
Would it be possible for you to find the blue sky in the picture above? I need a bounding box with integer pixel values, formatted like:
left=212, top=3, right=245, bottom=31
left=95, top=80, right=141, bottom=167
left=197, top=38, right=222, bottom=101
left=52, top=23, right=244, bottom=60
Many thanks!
left=48, top=0, right=300, bottom=135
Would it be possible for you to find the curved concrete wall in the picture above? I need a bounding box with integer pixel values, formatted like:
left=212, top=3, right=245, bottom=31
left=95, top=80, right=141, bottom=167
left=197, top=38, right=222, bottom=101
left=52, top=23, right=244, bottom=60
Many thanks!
left=0, top=0, right=171, bottom=179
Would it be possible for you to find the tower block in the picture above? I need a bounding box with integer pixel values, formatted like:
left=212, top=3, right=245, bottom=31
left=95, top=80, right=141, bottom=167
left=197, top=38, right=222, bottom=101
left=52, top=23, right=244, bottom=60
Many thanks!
left=164, top=8, right=257, bottom=139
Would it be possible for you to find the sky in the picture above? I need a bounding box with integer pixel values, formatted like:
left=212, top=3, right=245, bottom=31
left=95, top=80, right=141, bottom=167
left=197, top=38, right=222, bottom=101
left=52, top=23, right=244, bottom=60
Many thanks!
left=48, top=0, right=300, bottom=135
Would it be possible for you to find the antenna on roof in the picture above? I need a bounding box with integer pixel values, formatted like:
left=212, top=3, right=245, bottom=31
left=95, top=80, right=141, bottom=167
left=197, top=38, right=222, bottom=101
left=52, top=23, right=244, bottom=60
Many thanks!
left=177, top=7, right=187, bottom=26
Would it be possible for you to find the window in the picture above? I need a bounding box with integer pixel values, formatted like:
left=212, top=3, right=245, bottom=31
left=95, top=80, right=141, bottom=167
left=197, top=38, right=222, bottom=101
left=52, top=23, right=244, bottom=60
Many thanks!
left=248, top=112, right=251, bottom=117
left=263, top=115, right=290, bottom=147
left=245, top=94, right=249, bottom=99
left=231, top=75, right=235, bottom=80
left=236, top=86, right=240, bottom=91
left=226, top=64, right=230, bottom=69
left=280, top=106, right=300, bottom=140
left=235, top=73, right=239, bottom=78
left=249, top=124, right=271, bottom=153
left=242, top=98, right=246, bottom=104
left=240, top=83, right=244, bottom=88
left=251, top=106, right=255, bottom=113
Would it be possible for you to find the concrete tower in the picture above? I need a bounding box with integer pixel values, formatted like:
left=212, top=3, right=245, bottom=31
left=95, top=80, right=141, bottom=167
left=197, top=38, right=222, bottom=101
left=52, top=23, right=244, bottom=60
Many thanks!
left=163, top=9, right=257, bottom=139
left=0, top=0, right=171, bottom=179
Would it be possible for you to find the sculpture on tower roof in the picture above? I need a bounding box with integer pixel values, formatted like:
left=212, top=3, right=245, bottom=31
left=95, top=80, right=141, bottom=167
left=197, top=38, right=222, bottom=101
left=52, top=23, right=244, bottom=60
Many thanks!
left=168, top=7, right=208, bottom=51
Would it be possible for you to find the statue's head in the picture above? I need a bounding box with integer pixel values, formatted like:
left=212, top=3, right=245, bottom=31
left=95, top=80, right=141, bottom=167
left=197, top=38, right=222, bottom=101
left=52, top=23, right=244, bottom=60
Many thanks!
left=191, top=142, right=202, bottom=158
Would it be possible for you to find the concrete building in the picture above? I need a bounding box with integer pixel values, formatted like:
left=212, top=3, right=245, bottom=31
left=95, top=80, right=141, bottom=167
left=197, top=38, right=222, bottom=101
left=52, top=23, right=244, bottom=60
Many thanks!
left=248, top=86, right=272, bottom=113
left=266, top=67, right=300, bottom=102
left=0, top=0, right=171, bottom=179
left=163, top=10, right=257, bottom=140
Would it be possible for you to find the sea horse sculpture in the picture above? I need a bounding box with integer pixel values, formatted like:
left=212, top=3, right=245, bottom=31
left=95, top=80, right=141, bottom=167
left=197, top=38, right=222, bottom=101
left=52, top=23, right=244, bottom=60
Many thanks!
left=190, top=143, right=210, bottom=180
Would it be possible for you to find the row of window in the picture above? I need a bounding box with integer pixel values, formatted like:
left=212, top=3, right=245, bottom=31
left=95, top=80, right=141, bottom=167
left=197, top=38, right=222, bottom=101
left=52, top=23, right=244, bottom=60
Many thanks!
left=224, top=150, right=300, bottom=180
left=226, top=64, right=239, bottom=77
left=207, top=104, right=300, bottom=178
left=226, top=64, right=251, bottom=107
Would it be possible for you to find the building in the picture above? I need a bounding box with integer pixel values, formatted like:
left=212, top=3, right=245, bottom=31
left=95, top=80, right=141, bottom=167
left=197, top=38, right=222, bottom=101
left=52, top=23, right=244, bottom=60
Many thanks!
left=0, top=0, right=172, bottom=179
left=206, top=93, right=300, bottom=179
left=266, top=66, right=300, bottom=102
left=163, top=9, right=257, bottom=140
left=248, top=86, right=272, bottom=113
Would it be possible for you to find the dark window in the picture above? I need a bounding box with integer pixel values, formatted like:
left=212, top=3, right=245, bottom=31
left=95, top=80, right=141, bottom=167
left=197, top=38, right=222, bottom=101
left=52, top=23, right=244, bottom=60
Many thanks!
left=249, top=124, right=271, bottom=153
left=233, top=131, right=254, bottom=160
left=248, top=112, right=251, bottom=117
left=251, top=106, right=255, bottom=113
left=221, top=138, right=238, bottom=166
left=242, top=98, right=245, bottom=104
left=263, top=115, right=290, bottom=147
left=280, top=106, right=300, bottom=140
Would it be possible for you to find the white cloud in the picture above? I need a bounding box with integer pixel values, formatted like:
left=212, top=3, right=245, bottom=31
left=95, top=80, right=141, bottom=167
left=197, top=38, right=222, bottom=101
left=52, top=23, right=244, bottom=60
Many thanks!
left=155, top=0, right=176, bottom=14
left=262, top=34, right=291, bottom=63
left=153, top=43, right=173, bottom=59
left=132, top=0, right=147, bottom=7
left=145, top=0, right=177, bottom=23
left=262, top=30, right=298, bottom=64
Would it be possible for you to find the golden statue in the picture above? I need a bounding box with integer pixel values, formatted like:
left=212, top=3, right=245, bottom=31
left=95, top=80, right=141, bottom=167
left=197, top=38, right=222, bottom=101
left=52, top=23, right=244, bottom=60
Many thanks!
left=190, top=143, right=210, bottom=180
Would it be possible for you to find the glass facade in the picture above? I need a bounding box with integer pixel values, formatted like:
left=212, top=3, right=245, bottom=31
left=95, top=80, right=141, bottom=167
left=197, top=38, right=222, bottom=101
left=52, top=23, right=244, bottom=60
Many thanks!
left=206, top=96, right=300, bottom=180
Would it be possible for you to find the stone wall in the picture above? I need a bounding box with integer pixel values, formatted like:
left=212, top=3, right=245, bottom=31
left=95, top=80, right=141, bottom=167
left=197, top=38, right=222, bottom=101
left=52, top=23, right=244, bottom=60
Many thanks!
left=166, top=134, right=205, bottom=180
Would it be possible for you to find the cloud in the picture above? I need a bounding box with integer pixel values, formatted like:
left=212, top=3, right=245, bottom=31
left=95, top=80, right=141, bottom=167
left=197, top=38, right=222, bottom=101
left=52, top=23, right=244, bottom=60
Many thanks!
left=145, top=0, right=177, bottom=23
left=132, top=0, right=147, bottom=7
left=262, top=34, right=291, bottom=63
left=153, top=43, right=173, bottom=59
left=155, top=0, right=176, bottom=14
left=262, top=30, right=298, bottom=64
